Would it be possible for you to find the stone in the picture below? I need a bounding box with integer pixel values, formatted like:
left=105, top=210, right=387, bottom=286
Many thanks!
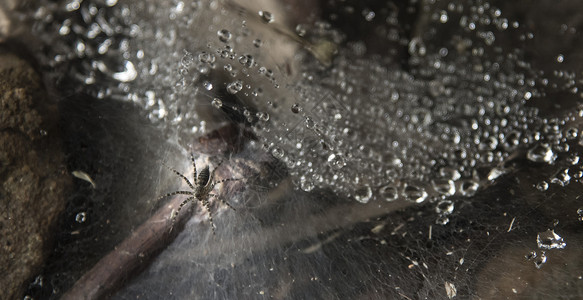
left=0, top=45, right=70, bottom=300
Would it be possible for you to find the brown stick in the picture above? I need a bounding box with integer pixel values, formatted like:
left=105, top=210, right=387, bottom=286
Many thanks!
left=60, top=194, right=192, bottom=300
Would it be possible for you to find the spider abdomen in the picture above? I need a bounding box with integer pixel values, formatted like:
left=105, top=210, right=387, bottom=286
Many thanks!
left=197, top=166, right=210, bottom=186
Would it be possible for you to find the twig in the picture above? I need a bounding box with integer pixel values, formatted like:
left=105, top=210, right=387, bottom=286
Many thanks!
left=60, top=194, right=192, bottom=300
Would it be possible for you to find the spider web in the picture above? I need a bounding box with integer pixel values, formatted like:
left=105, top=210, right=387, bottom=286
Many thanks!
left=19, top=0, right=583, bottom=299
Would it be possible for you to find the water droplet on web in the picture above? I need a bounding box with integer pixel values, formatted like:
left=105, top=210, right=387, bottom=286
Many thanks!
left=327, top=153, right=345, bottom=169
left=459, top=180, right=479, bottom=197
left=272, top=147, right=284, bottom=158
left=536, top=181, right=549, bottom=191
left=362, top=9, right=375, bottom=22
left=403, top=184, right=428, bottom=203
left=291, top=103, right=301, bottom=114
left=256, top=112, right=270, bottom=122
left=534, top=252, right=547, bottom=269
left=75, top=212, right=87, bottom=223
left=525, top=251, right=537, bottom=260
left=211, top=98, right=222, bottom=108
left=439, top=167, right=461, bottom=181
left=112, top=60, right=137, bottom=82
left=487, top=167, right=507, bottom=181
left=435, top=215, right=450, bottom=225
left=408, top=37, right=426, bottom=57
left=203, top=81, right=213, bottom=90
left=217, top=29, right=232, bottom=43
left=550, top=168, right=571, bottom=186
left=565, top=127, right=578, bottom=139
left=354, top=185, right=372, bottom=203
left=300, top=176, right=315, bottom=192
left=432, top=179, right=455, bottom=196
left=577, top=208, right=583, bottom=222
left=253, top=39, right=263, bottom=48
left=439, top=10, right=448, bottom=23
left=226, top=80, right=243, bottom=94
left=526, top=144, right=556, bottom=163
left=435, top=200, right=454, bottom=214
left=238, top=54, right=255, bottom=68
left=502, top=131, right=521, bottom=150
left=295, top=24, right=307, bottom=37
left=537, top=229, right=566, bottom=250
left=198, top=52, right=215, bottom=64
left=567, top=154, right=580, bottom=165
left=379, top=184, right=398, bottom=202
left=258, top=11, right=274, bottom=23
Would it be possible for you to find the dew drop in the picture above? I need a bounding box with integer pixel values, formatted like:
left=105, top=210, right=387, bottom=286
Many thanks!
left=75, top=212, right=87, bottom=223
left=403, top=184, right=428, bottom=203
left=536, top=181, right=549, bottom=191
left=526, top=144, right=556, bottom=163
left=435, top=215, right=450, bottom=225
left=203, top=81, right=213, bottom=90
left=525, top=251, right=537, bottom=260
left=550, top=168, right=571, bottom=186
left=211, top=98, right=223, bottom=108
left=300, top=176, right=314, bottom=192
left=291, top=103, right=301, bottom=114
left=295, top=24, right=307, bottom=36
left=256, top=112, right=270, bottom=122
left=408, top=37, right=426, bottom=57
left=327, top=153, right=346, bottom=169
left=217, top=29, right=232, bottom=43
left=354, top=185, right=372, bottom=203
left=432, top=179, right=455, bottom=196
left=258, top=11, right=274, bottom=23
left=439, top=167, right=461, bottom=181
left=537, top=229, right=566, bottom=250
left=112, top=61, right=137, bottom=82
left=238, top=54, right=255, bottom=68
left=379, top=184, right=398, bottom=202
left=362, top=9, right=375, bottom=22
left=435, top=200, right=454, bottom=214
left=534, top=252, right=547, bottom=269
left=226, top=80, right=243, bottom=94
left=487, top=167, right=507, bottom=181
left=272, top=147, right=284, bottom=158
left=566, top=154, right=579, bottom=165
left=459, top=180, right=479, bottom=197
left=577, top=208, right=583, bottom=222
left=198, top=52, right=215, bottom=64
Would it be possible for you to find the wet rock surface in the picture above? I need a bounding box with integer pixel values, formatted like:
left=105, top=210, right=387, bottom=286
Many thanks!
left=0, top=45, right=70, bottom=299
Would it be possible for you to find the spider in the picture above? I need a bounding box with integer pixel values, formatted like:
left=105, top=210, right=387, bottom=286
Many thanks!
left=158, top=153, right=239, bottom=234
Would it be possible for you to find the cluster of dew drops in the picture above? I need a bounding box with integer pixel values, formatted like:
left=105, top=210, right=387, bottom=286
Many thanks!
left=27, top=0, right=583, bottom=227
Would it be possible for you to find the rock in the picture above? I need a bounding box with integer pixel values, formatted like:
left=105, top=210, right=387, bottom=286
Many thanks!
left=0, top=45, right=70, bottom=300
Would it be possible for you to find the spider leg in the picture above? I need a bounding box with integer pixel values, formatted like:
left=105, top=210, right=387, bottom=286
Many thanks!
left=201, top=198, right=216, bottom=235
left=161, top=161, right=195, bottom=190
left=172, top=196, right=195, bottom=220
left=209, top=193, right=236, bottom=211
left=207, top=158, right=225, bottom=185
left=208, top=177, right=241, bottom=195
left=190, top=152, right=197, bottom=185
left=157, top=191, right=194, bottom=201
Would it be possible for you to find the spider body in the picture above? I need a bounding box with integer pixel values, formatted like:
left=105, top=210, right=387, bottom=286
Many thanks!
left=159, top=154, right=238, bottom=234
